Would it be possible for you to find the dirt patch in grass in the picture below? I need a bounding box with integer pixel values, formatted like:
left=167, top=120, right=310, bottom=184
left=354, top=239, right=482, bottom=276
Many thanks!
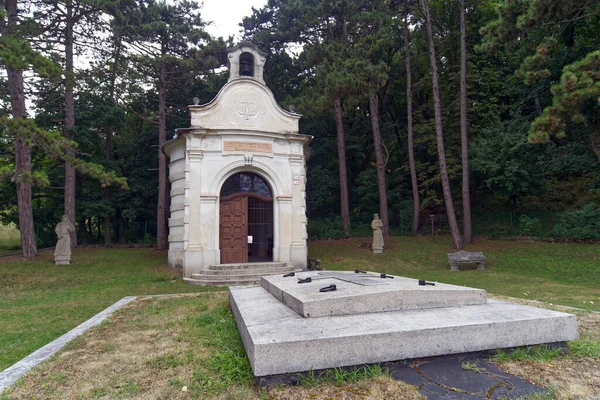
left=488, top=302, right=600, bottom=400
left=266, top=377, right=422, bottom=400
left=498, top=358, right=600, bottom=399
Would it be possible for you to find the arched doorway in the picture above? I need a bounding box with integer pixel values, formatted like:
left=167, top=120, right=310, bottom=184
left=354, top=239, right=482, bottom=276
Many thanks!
left=219, top=172, right=273, bottom=264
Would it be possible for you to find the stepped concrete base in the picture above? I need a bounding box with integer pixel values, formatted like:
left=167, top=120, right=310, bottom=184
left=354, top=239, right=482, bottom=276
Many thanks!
left=262, top=272, right=487, bottom=317
left=185, top=262, right=299, bottom=286
left=230, top=284, right=578, bottom=377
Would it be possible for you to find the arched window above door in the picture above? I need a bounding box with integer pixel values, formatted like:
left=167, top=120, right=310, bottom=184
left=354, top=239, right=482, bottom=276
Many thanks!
left=220, top=172, right=272, bottom=199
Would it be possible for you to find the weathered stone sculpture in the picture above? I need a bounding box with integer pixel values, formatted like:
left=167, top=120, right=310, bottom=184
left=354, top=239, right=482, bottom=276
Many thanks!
left=54, top=215, right=75, bottom=265
left=371, top=213, right=384, bottom=254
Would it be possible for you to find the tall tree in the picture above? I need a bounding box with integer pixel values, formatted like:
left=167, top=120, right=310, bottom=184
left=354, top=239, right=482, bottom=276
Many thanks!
left=403, top=0, right=420, bottom=234
left=420, top=0, right=463, bottom=249
left=369, top=92, right=389, bottom=236
left=124, top=0, right=214, bottom=249
left=459, top=0, right=471, bottom=243
left=333, top=97, right=351, bottom=234
left=33, top=0, right=108, bottom=246
left=0, top=0, right=36, bottom=257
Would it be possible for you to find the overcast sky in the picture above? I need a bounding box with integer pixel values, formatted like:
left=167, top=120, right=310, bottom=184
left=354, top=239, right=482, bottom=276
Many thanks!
left=201, top=0, right=268, bottom=40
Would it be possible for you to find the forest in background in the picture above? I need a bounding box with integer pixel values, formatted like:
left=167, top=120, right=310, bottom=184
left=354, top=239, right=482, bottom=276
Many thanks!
left=1, top=0, right=599, bottom=256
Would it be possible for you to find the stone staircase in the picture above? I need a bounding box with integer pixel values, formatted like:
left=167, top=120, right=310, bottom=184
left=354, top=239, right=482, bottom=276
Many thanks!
left=184, top=262, right=300, bottom=286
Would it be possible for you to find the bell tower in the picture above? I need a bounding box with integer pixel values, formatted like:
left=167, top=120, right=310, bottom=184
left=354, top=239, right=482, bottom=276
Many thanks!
left=227, top=41, right=267, bottom=85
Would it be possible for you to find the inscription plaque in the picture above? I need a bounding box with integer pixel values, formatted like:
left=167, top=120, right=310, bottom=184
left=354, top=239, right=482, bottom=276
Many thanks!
left=224, top=141, right=272, bottom=153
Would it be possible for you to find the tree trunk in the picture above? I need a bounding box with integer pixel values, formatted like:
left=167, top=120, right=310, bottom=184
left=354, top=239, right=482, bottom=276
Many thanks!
left=421, top=0, right=463, bottom=249
left=591, top=131, right=600, bottom=164
left=404, top=3, right=420, bottom=235
left=368, top=92, right=389, bottom=237
left=459, top=0, right=472, bottom=244
left=64, top=0, right=77, bottom=247
left=334, top=97, right=351, bottom=235
left=156, top=61, right=168, bottom=250
left=104, top=38, right=120, bottom=246
left=104, top=133, right=112, bottom=245
left=4, top=0, right=37, bottom=257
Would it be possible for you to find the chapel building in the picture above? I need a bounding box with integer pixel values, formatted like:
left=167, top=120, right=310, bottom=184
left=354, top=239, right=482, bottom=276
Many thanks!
left=163, top=42, right=310, bottom=284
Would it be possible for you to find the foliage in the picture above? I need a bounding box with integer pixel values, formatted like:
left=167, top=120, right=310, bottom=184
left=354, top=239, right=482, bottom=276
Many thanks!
left=0, top=222, right=20, bottom=252
left=555, top=203, right=600, bottom=239
left=471, top=118, right=546, bottom=206
left=308, top=216, right=347, bottom=239
left=518, top=214, right=541, bottom=236
left=1, top=0, right=600, bottom=246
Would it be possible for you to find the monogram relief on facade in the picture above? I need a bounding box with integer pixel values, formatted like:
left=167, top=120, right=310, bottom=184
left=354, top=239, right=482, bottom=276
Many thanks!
left=227, top=97, right=266, bottom=125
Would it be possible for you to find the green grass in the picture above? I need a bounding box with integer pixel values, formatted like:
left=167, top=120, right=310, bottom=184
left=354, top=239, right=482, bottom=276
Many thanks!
left=1, top=236, right=599, bottom=377
left=0, top=248, right=223, bottom=371
left=491, top=345, right=564, bottom=363
left=299, top=364, right=391, bottom=387
left=192, top=305, right=254, bottom=394
left=309, top=236, right=600, bottom=312
left=0, top=223, right=21, bottom=252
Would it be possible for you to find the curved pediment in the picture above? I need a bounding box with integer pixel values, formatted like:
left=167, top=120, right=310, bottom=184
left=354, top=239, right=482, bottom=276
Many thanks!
left=190, top=79, right=300, bottom=134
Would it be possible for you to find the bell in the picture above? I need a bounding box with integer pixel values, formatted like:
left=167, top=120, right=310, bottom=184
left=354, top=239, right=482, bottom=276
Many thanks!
left=240, top=60, right=253, bottom=76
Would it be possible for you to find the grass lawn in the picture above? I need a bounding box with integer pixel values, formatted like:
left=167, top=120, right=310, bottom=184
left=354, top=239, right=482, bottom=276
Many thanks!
left=2, top=294, right=599, bottom=399
left=308, top=236, right=600, bottom=312
left=1, top=293, right=424, bottom=400
left=0, top=236, right=599, bottom=398
left=0, top=248, right=223, bottom=371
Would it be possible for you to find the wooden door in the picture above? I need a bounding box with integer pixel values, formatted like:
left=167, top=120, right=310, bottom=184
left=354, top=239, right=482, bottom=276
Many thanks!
left=220, top=196, right=248, bottom=264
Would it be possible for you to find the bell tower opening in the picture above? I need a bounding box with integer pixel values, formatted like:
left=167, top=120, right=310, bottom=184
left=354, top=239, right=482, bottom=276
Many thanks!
left=239, top=52, right=254, bottom=77
left=226, top=42, right=267, bottom=84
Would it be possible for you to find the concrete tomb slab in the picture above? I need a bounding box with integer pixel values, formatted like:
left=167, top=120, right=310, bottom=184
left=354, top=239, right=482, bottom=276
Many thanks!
left=231, top=271, right=578, bottom=378
left=262, top=271, right=487, bottom=317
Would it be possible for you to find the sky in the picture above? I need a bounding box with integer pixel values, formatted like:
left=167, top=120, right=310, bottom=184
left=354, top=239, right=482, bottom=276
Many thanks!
left=201, top=0, right=269, bottom=40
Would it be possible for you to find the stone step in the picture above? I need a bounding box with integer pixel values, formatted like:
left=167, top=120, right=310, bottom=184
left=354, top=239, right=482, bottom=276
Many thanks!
left=208, top=262, right=287, bottom=271
left=191, top=269, right=300, bottom=281
left=184, top=277, right=261, bottom=286
left=198, top=266, right=297, bottom=276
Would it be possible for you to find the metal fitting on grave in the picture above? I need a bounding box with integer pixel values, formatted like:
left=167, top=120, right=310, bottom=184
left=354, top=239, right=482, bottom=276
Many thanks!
left=283, top=272, right=295, bottom=277
left=419, top=279, right=435, bottom=286
left=298, top=277, right=312, bottom=284
left=355, top=269, right=367, bottom=273
left=319, top=284, right=336, bottom=292
left=380, top=273, right=394, bottom=279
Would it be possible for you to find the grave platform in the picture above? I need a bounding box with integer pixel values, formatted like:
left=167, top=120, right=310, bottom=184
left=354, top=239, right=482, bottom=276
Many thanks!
left=262, top=272, right=487, bottom=317
left=229, top=271, right=578, bottom=377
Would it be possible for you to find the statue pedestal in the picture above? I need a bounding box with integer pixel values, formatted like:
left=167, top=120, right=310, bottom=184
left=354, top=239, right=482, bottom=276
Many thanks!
left=55, top=256, right=71, bottom=265
left=372, top=247, right=383, bottom=254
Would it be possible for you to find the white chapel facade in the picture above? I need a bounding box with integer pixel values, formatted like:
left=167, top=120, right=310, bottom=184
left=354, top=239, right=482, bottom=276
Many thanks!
left=163, top=42, right=310, bottom=283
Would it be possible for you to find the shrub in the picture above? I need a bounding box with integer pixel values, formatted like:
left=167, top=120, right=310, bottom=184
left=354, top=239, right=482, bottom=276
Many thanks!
left=554, top=203, right=600, bottom=239
left=519, top=214, right=541, bottom=236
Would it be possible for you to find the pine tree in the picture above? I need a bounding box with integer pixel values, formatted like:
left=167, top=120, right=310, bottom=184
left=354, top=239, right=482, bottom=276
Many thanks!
left=421, top=0, right=463, bottom=249
left=403, top=0, right=420, bottom=235
left=459, top=0, right=472, bottom=243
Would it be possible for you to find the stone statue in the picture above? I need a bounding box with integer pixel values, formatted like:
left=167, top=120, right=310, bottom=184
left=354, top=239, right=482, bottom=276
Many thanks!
left=371, top=213, right=384, bottom=254
left=54, top=215, right=75, bottom=265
